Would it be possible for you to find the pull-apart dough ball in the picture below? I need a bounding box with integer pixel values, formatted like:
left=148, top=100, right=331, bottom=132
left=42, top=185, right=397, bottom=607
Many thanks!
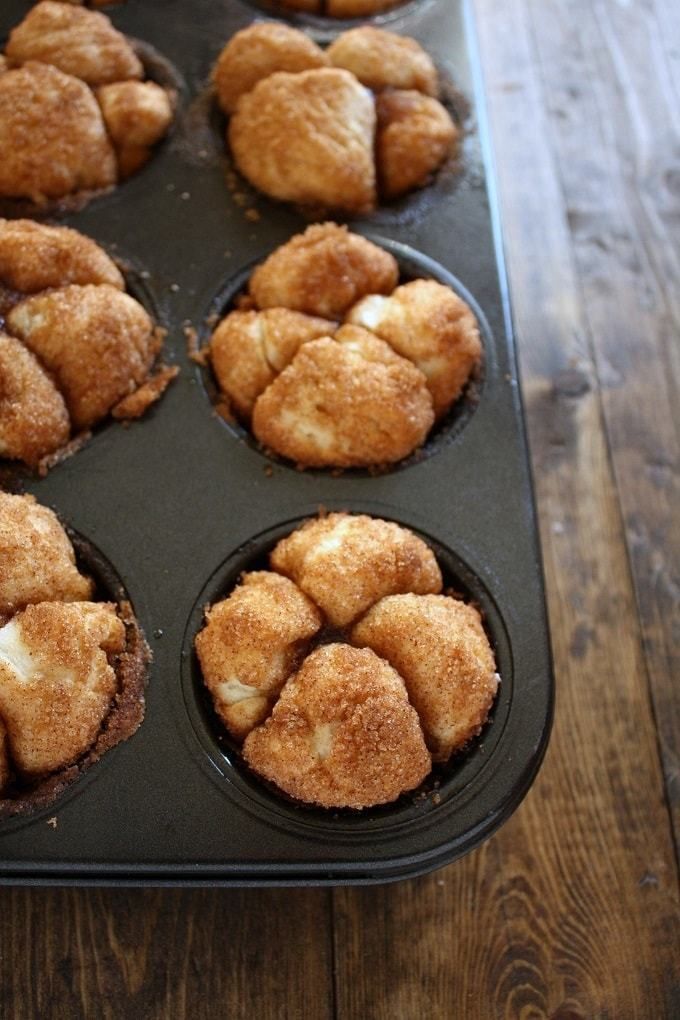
left=0, top=219, right=124, bottom=293
left=210, top=308, right=334, bottom=420
left=249, top=223, right=398, bottom=320
left=251, top=329, right=434, bottom=468
left=0, top=62, right=117, bottom=202
left=270, top=512, right=442, bottom=628
left=0, top=333, right=70, bottom=466
left=0, top=601, right=125, bottom=775
left=5, top=1, right=143, bottom=86
left=347, top=279, right=482, bottom=417
left=7, top=284, right=156, bottom=429
left=352, top=594, right=499, bottom=762
left=327, top=27, right=438, bottom=96
left=96, top=80, right=174, bottom=147
left=195, top=572, right=322, bottom=740
left=376, top=89, right=457, bottom=200
left=243, top=644, right=431, bottom=809
left=214, top=23, right=328, bottom=115
left=0, top=493, right=92, bottom=619
left=229, top=69, right=376, bottom=215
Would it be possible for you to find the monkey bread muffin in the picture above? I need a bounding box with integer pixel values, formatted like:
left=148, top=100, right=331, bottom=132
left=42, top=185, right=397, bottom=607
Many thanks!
left=195, top=513, right=499, bottom=810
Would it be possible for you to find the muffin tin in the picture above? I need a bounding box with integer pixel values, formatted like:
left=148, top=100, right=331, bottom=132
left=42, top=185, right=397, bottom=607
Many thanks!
left=0, top=0, right=553, bottom=885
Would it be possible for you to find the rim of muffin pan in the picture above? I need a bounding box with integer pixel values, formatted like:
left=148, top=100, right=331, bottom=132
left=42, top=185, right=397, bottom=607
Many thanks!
left=0, top=36, right=184, bottom=219
left=0, top=526, right=149, bottom=825
left=242, top=0, right=436, bottom=40
left=180, top=513, right=513, bottom=841
left=0, top=256, right=170, bottom=482
left=197, top=237, right=495, bottom=477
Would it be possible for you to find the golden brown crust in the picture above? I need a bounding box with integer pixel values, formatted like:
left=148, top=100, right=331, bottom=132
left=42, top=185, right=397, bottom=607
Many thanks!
left=229, top=69, right=376, bottom=214
left=346, top=279, right=482, bottom=417
left=7, top=284, right=155, bottom=429
left=5, top=1, right=143, bottom=87
left=251, top=332, right=434, bottom=468
left=210, top=308, right=334, bottom=420
left=0, top=332, right=71, bottom=466
left=376, top=89, right=457, bottom=200
left=0, top=62, right=117, bottom=202
left=351, top=594, right=499, bottom=762
left=0, top=601, right=125, bottom=776
left=0, top=218, right=124, bottom=292
left=213, top=23, right=328, bottom=116
left=111, top=364, right=178, bottom=420
left=249, top=223, right=398, bottom=319
left=270, top=512, right=442, bottom=627
left=0, top=493, right=92, bottom=619
left=243, top=643, right=431, bottom=809
left=96, top=80, right=174, bottom=147
left=327, top=27, right=438, bottom=97
left=195, top=572, right=322, bottom=740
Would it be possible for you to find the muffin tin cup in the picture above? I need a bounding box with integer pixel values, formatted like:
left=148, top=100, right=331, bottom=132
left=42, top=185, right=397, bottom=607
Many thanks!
left=0, top=0, right=553, bottom=885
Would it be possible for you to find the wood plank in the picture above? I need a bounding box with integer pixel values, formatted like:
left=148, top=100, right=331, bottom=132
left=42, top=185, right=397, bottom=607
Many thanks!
left=526, top=0, right=680, bottom=852
left=0, top=888, right=334, bottom=1020
left=332, top=0, right=680, bottom=1016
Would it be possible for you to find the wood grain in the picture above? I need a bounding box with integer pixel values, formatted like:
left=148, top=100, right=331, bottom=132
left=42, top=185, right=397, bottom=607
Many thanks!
left=332, top=0, right=680, bottom=1016
left=0, top=889, right=334, bottom=1020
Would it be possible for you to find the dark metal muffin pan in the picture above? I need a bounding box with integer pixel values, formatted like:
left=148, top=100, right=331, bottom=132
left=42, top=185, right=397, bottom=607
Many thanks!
left=0, top=0, right=553, bottom=885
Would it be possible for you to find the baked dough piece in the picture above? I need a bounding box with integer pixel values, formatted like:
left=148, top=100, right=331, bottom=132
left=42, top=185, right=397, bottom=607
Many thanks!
left=195, top=572, right=322, bottom=740
left=5, top=1, right=143, bottom=87
left=347, top=279, right=482, bottom=417
left=352, top=594, right=499, bottom=762
left=243, top=643, right=431, bottom=809
left=229, top=68, right=376, bottom=214
left=0, top=493, right=92, bottom=620
left=213, top=23, right=328, bottom=115
left=0, top=219, right=124, bottom=293
left=210, top=308, right=334, bottom=419
left=327, top=27, right=438, bottom=96
left=0, top=601, right=125, bottom=775
left=0, top=332, right=70, bottom=467
left=376, top=89, right=457, bottom=200
left=270, top=512, right=442, bottom=627
left=251, top=329, right=434, bottom=468
left=0, top=62, right=117, bottom=202
left=96, top=80, right=173, bottom=147
left=249, top=223, right=398, bottom=319
left=7, top=284, right=156, bottom=429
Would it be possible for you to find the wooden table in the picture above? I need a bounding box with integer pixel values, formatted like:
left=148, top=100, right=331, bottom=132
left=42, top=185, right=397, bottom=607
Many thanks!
left=2, top=1, right=679, bottom=1016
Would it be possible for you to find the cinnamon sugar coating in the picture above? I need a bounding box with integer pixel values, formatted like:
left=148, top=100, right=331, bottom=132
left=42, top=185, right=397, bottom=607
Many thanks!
left=249, top=223, right=398, bottom=320
left=327, top=27, right=438, bottom=96
left=347, top=279, right=482, bottom=417
left=0, top=493, right=92, bottom=620
left=210, top=308, right=334, bottom=420
left=6, top=1, right=143, bottom=87
left=270, top=513, right=442, bottom=628
left=7, top=284, right=156, bottom=429
left=0, top=219, right=124, bottom=293
left=96, top=80, right=174, bottom=148
left=0, top=601, right=125, bottom=776
left=251, top=329, right=434, bottom=467
left=352, top=594, right=498, bottom=762
left=195, top=572, right=322, bottom=740
left=0, top=333, right=70, bottom=467
left=0, top=62, right=117, bottom=202
left=229, top=69, right=376, bottom=215
left=243, top=644, right=431, bottom=809
left=376, top=89, right=458, bottom=200
left=214, top=23, right=328, bottom=116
